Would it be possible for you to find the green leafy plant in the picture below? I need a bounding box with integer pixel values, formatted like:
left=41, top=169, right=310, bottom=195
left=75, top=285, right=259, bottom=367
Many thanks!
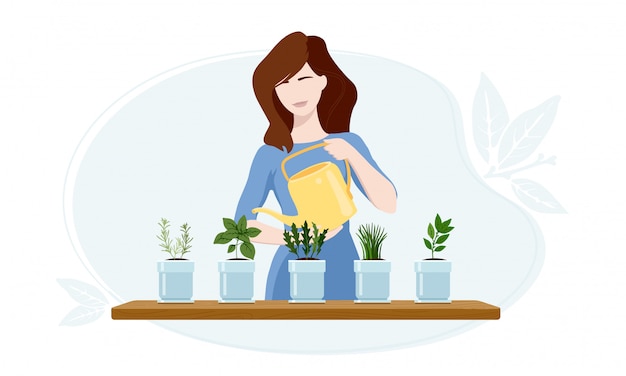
left=356, top=223, right=388, bottom=260
left=283, top=221, right=328, bottom=260
left=157, top=218, right=193, bottom=259
left=423, top=214, right=454, bottom=260
left=214, top=215, right=261, bottom=260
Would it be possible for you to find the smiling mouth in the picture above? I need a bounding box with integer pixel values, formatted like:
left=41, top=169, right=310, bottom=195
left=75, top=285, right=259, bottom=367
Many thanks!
left=293, top=101, right=308, bottom=107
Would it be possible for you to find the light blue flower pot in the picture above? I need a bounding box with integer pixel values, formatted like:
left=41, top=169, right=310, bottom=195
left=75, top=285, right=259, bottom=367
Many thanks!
left=288, top=260, right=325, bottom=303
left=415, top=260, right=451, bottom=303
left=354, top=260, right=391, bottom=303
left=218, top=260, right=255, bottom=303
left=157, top=259, right=194, bottom=303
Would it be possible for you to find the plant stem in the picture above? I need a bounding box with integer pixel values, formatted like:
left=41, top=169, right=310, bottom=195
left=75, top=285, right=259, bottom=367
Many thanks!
left=432, top=231, right=438, bottom=259
left=430, top=230, right=439, bottom=258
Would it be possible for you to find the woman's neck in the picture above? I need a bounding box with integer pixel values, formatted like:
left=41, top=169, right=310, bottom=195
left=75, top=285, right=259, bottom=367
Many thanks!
left=291, top=110, right=328, bottom=143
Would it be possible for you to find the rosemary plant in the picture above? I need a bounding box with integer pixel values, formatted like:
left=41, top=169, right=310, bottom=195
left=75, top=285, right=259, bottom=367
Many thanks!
left=157, top=218, right=193, bottom=259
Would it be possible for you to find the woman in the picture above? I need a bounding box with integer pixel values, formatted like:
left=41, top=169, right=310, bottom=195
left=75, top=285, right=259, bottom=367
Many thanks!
left=235, top=32, right=397, bottom=300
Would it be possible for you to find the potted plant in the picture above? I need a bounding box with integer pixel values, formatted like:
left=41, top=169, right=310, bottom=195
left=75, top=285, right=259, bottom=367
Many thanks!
left=284, top=221, right=328, bottom=303
left=416, top=214, right=454, bottom=303
left=213, top=215, right=261, bottom=303
left=156, top=218, right=194, bottom=303
left=354, top=223, right=391, bottom=303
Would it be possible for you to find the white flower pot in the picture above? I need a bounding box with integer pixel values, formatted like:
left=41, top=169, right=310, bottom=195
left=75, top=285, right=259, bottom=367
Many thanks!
left=218, top=260, right=255, bottom=303
left=288, top=259, right=326, bottom=303
left=157, top=259, right=194, bottom=303
left=415, top=260, right=451, bottom=303
left=354, top=260, right=391, bottom=303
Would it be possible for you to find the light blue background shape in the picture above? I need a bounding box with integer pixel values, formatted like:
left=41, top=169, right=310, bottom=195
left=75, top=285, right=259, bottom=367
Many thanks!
left=66, top=52, right=544, bottom=353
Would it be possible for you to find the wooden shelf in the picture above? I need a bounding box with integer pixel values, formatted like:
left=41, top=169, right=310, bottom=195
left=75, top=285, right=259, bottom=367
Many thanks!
left=111, top=300, right=500, bottom=320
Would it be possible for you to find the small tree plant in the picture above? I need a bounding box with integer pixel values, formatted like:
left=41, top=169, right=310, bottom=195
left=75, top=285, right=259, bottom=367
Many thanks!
left=157, top=218, right=193, bottom=259
left=423, top=214, right=454, bottom=260
left=283, top=221, right=328, bottom=260
left=213, top=215, right=261, bottom=260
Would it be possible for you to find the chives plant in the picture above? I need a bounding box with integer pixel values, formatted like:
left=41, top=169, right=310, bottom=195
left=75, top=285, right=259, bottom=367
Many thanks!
left=356, top=223, right=388, bottom=260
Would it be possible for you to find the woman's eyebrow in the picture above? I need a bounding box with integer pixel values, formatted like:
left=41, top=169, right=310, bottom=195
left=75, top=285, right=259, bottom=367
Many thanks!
left=297, top=76, right=313, bottom=81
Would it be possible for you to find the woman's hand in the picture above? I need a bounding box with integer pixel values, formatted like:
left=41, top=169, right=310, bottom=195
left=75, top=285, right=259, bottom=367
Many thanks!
left=325, top=225, right=343, bottom=240
left=323, top=138, right=358, bottom=161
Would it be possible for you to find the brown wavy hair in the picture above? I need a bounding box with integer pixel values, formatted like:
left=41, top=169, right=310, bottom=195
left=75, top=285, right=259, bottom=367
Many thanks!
left=253, top=32, right=358, bottom=152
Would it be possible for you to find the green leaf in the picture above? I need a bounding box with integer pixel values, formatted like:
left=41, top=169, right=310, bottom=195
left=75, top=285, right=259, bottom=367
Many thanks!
left=442, top=218, right=452, bottom=228
left=435, top=214, right=444, bottom=232
left=214, top=231, right=235, bottom=244
left=227, top=244, right=236, bottom=253
left=427, top=223, right=435, bottom=239
left=435, top=234, right=449, bottom=244
left=434, top=245, right=446, bottom=252
left=238, top=233, right=250, bottom=243
left=237, top=215, right=248, bottom=232
left=224, top=229, right=239, bottom=237
left=441, top=226, right=455, bottom=234
left=240, top=242, right=256, bottom=260
left=290, top=223, right=301, bottom=247
left=246, top=227, right=261, bottom=238
left=223, top=218, right=237, bottom=230
left=423, top=238, right=433, bottom=250
left=283, top=231, right=293, bottom=247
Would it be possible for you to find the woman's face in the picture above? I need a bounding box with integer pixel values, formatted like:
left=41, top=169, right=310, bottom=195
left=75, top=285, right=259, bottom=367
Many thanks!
left=274, top=62, right=327, bottom=117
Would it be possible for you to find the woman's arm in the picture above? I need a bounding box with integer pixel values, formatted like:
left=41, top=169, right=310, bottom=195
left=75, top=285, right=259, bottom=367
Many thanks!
left=324, top=137, right=397, bottom=213
left=247, top=220, right=285, bottom=245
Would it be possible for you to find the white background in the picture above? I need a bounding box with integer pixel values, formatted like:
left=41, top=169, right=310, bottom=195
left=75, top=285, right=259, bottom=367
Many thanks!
left=1, top=0, right=624, bottom=374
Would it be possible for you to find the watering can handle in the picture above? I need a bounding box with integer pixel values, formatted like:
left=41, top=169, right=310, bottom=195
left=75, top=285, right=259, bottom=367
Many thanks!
left=281, top=142, right=352, bottom=189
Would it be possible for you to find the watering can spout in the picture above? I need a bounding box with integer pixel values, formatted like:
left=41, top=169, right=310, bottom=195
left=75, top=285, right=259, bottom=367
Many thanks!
left=251, top=207, right=299, bottom=226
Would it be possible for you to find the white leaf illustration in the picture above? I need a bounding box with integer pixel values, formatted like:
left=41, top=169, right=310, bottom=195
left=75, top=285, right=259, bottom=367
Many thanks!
left=497, top=96, right=560, bottom=169
left=511, top=179, right=566, bottom=213
left=59, top=306, right=105, bottom=326
left=57, top=278, right=108, bottom=307
left=472, top=73, right=509, bottom=164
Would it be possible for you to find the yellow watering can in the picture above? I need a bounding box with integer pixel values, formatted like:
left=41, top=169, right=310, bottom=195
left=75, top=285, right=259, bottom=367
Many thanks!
left=251, top=142, right=357, bottom=230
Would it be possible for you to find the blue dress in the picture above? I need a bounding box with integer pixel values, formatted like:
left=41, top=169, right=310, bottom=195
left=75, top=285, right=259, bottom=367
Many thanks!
left=235, top=132, right=394, bottom=300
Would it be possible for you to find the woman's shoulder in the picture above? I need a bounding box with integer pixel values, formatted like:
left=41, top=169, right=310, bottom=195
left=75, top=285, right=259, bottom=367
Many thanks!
left=331, top=131, right=363, bottom=140
left=329, top=132, right=368, bottom=148
left=255, top=144, right=286, bottom=157
left=249, top=144, right=287, bottom=168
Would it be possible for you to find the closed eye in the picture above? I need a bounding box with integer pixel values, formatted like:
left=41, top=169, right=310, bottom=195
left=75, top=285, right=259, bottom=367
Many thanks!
left=275, top=76, right=313, bottom=87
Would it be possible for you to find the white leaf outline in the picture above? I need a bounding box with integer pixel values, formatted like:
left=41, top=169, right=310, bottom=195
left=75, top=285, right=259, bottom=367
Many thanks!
left=59, top=305, right=105, bottom=326
left=511, top=178, right=566, bottom=213
left=57, top=278, right=108, bottom=307
left=497, top=96, right=560, bottom=169
left=472, top=73, right=509, bottom=164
